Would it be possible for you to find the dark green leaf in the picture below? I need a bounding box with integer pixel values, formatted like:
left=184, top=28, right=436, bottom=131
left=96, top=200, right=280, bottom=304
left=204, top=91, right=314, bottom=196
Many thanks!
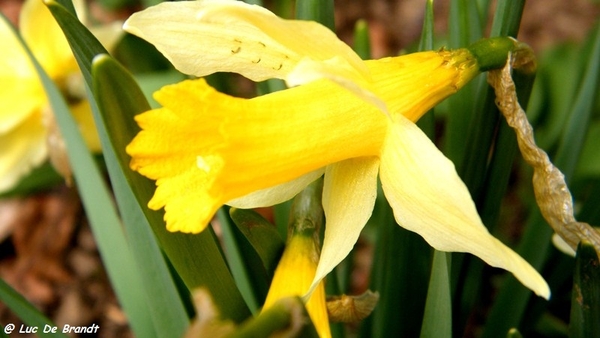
left=569, top=241, right=600, bottom=338
left=230, top=208, right=285, bottom=277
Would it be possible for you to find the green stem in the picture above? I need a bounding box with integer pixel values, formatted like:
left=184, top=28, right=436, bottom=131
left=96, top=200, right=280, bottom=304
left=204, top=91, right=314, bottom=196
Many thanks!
left=231, top=297, right=319, bottom=338
left=467, top=37, right=534, bottom=73
left=288, top=178, right=324, bottom=240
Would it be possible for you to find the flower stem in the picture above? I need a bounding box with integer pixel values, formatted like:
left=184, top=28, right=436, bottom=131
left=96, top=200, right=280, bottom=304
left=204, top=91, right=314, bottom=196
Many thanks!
left=231, top=297, right=319, bottom=338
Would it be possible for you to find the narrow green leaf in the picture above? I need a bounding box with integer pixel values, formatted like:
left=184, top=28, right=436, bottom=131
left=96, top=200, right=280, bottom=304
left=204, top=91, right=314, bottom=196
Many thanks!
left=444, top=0, right=485, bottom=167
left=418, top=0, right=435, bottom=51
left=295, top=0, right=335, bottom=31
left=0, top=279, right=67, bottom=338
left=217, top=208, right=267, bottom=313
left=489, top=0, right=525, bottom=37
left=420, top=251, right=452, bottom=338
left=553, top=23, right=600, bottom=179
left=354, top=19, right=371, bottom=60
left=569, top=241, right=600, bottom=338
left=448, top=0, right=484, bottom=48
left=229, top=208, right=285, bottom=277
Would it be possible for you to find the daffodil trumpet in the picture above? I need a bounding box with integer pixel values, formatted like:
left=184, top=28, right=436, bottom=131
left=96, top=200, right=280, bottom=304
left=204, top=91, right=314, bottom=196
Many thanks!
left=124, top=0, right=550, bottom=300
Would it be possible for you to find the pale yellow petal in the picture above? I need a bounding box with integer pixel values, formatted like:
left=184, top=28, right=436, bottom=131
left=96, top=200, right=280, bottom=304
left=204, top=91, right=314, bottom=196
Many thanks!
left=21, top=0, right=77, bottom=80
left=127, top=78, right=387, bottom=233
left=227, top=169, right=324, bottom=209
left=123, top=0, right=366, bottom=82
left=0, top=79, right=45, bottom=134
left=0, top=110, right=48, bottom=192
left=307, top=158, right=379, bottom=296
left=0, top=10, right=44, bottom=132
left=379, top=119, right=550, bottom=299
left=552, top=233, right=576, bottom=257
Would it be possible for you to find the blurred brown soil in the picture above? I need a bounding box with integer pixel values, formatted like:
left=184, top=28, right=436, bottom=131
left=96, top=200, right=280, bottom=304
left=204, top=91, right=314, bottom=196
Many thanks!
left=0, top=187, right=131, bottom=337
left=0, top=0, right=598, bottom=337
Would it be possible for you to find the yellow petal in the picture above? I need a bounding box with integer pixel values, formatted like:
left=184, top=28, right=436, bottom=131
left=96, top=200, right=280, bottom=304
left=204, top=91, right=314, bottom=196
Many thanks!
left=307, top=158, right=379, bottom=296
left=123, top=0, right=366, bottom=82
left=366, top=49, right=479, bottom=121
left=379, top=118, right=550, bottom=299
left=552, top=233, right=576, bottom=257
left=0, top=11, right=44, bottom=133
left=263, top=235, right=331, bottom=338
left=21, top=0, right=77, bottom=80
left=127, top=78, right=387, bottom=233
left=0, top=79, right=45, bottom=134
left=0, top=110, right=47, bottom=192
left=70, top=100, right=102, bottom=152
left=227, top=169, right=324, bottom=209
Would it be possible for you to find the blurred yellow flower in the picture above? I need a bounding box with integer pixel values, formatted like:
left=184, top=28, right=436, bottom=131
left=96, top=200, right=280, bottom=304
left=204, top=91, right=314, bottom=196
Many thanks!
left=124, top=0, right=550, bottom=300
left=0, top=0, right=121, bottom=192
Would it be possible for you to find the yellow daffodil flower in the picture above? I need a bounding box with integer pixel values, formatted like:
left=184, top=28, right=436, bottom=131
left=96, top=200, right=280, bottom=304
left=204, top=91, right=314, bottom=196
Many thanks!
left=124, top=0, right=550, bottom=300
left=0, top=0, right=121, bottom=192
